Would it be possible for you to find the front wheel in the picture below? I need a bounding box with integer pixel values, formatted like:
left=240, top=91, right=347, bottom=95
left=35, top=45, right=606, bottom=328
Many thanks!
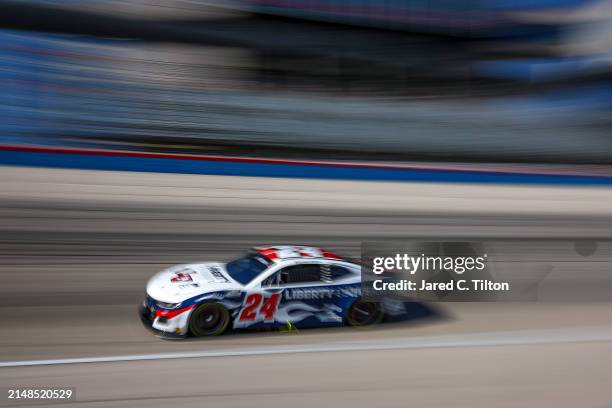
left=346, top=299, right=384, bottom=327
left=188, top=303, right=230, bottom=337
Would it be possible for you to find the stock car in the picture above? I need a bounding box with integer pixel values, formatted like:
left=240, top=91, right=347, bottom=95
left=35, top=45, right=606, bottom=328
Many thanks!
left=140, top=245, right=401, bottom=338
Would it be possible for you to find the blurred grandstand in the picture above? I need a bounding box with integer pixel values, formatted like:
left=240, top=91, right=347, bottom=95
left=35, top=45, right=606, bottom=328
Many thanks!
left=1, top=0, right=612, bottom=162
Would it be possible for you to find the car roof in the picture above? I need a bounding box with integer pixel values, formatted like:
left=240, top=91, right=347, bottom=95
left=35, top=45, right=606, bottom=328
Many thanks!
left=253, top=246, right=344, bottom=263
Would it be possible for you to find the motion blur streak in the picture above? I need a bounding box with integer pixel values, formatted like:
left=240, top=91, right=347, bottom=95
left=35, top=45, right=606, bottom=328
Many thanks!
left=1, top=166, right=612, bottom=407
left=2, top=1, right=612, bottom=162
left=2, top=0, right=612, bottom=406
left=3, top=325, right=612, bottom=368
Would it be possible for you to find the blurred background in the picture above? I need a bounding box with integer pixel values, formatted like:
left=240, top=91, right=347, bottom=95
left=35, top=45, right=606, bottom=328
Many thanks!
left=2, top=0, right=612, bottom=161
left=2, top=1, right=612, bottom=407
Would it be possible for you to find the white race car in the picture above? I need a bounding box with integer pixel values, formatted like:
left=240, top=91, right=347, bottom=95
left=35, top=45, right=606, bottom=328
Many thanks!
left=140, top=245, right=393, bottom=338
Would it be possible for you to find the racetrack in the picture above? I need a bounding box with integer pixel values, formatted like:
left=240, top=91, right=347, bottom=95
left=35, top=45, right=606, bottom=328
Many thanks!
left=1, top=166, right=612, bottom=407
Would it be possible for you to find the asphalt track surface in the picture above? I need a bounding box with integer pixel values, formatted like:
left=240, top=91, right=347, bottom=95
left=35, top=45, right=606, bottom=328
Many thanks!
left=1, top=166, right=612, bottom=407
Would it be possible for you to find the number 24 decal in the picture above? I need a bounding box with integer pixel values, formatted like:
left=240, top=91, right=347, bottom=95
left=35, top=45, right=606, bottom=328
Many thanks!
left=239, top=293, right=281, bottom=321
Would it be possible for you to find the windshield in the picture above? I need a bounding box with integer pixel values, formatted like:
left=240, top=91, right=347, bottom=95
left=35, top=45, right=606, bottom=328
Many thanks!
left=225, top=254, right=271, bottom=285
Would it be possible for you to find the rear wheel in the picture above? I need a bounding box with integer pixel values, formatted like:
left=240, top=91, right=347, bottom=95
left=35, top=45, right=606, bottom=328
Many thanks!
left=188, top=303, right=230, bottom=337
left=346, top=299, right=384, bottom=327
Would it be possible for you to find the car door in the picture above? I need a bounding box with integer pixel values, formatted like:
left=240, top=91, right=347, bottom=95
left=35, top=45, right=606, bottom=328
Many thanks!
left=261, top=262, right=358, bottom=328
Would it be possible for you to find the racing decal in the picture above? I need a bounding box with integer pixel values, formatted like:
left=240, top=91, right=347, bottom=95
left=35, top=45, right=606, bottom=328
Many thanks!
left=208, top=265, right=229, bottom=282
left=284, top=287, right=360, bottom=300
left=171, top=270, right=194, bottom=282
left=174, top=283, right=363, bottom=331
left=178, top=283, right=199, bottom=289
left=296, top=247, right=323, bottom=258
left=231, top=286, right=360, bottom=329
left=275, top=301, right=343, bottom=323
left=155, top=305, right=195, bottom=319
left=238, top=293, right=281, bottom=322
left=255, top=246, right=343, bottom=261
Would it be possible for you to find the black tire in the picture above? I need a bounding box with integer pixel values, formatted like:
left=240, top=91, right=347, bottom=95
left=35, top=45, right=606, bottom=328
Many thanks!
left=346, top=299, right=384, bottom=327
left=188, top=303, right=230, bottom=337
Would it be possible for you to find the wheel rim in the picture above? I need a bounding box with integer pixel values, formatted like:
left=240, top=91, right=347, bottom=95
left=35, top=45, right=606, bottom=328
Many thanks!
left=348, top=301, right=382, bottom=326
left=191, top=304, right=228, bottom=336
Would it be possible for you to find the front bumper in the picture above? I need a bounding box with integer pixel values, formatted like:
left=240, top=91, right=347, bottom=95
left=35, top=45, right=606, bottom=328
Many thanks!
left=139, top=301, right=189, bottom=339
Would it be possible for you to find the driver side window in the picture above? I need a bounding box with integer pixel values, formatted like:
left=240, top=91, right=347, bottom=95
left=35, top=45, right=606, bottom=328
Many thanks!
left=261, top=272, right=280, bottom=287
left=262, top=264, right=322, bottom=286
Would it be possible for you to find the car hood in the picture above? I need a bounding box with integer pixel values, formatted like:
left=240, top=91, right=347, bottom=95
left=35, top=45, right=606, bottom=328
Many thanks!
left=146, top=262, right=242, bottom=303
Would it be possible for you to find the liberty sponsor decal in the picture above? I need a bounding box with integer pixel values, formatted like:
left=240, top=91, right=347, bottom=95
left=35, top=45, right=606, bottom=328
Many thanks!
left=284, top=287, right=360, bottom=300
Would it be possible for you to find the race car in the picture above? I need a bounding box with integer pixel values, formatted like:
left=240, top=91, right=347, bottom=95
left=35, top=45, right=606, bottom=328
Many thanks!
left=140, top=245, right=398, bottom=338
